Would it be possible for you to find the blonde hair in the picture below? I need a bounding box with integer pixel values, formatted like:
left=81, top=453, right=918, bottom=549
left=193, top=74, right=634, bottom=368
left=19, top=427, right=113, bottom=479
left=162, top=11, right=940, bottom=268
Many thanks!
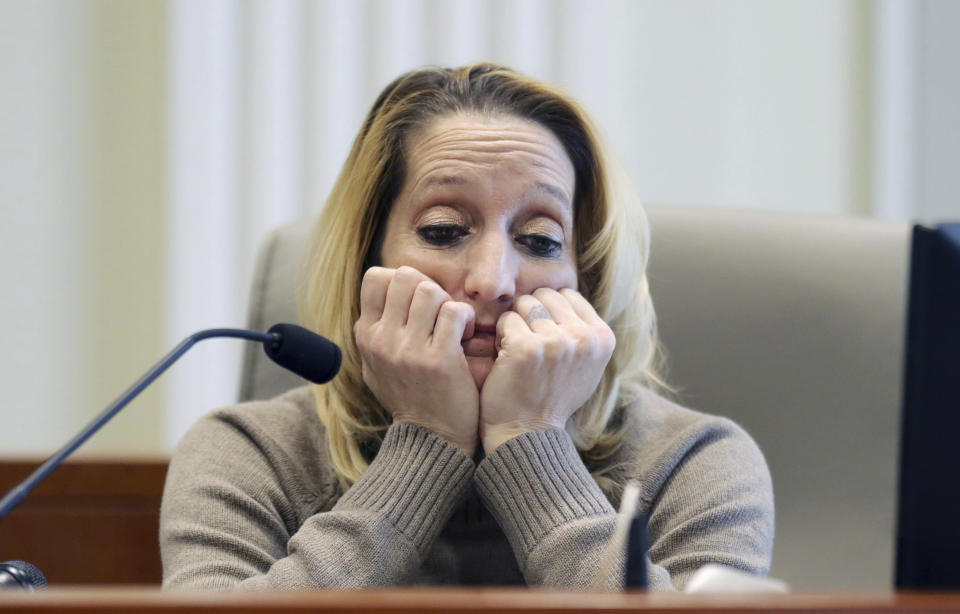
left=299, top=63, right=666, bottom=488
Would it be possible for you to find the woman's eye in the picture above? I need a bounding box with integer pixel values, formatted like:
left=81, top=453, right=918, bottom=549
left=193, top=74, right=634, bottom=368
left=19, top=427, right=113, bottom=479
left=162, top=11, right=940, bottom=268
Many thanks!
left=418, top=224, right=469, bottom=246
left=517, top=234, right=562, bottom=258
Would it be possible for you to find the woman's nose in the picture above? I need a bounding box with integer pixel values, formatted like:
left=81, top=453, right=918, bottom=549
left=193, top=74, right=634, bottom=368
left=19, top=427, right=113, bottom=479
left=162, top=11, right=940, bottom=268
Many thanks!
left=463, top=234, right=516, bottom=304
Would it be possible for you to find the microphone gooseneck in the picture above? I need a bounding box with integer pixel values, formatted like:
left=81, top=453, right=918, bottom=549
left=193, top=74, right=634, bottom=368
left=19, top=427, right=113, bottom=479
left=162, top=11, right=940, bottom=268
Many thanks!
left=0, top=560, right=48, bottom=591
left=0, top=325, right=340, bottom=524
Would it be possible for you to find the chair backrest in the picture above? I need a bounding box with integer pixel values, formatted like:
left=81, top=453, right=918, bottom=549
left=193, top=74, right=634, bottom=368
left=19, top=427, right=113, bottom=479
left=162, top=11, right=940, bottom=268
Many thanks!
left=239, top=205, right=911, bottom=590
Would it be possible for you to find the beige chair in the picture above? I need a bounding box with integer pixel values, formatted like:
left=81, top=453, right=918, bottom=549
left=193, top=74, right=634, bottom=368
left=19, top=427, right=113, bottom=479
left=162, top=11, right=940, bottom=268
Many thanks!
left=239, top=205, right=911, bottom=590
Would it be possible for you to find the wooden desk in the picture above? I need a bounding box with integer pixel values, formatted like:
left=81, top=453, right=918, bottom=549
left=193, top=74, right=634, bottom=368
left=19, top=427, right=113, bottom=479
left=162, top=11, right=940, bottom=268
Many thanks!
left=0, top=459, right=168, bottom=584
left=2, top=589, right=960, bottom=614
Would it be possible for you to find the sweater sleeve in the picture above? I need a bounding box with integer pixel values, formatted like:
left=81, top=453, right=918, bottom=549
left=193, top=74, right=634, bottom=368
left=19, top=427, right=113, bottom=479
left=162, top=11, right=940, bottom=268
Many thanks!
left=160, top=417, right=474, bottom=590
left=473, top=421, right=773, bottom=591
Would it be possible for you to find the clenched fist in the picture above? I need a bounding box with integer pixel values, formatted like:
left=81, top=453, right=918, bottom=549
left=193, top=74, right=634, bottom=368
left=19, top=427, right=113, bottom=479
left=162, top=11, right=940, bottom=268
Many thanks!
left=479, top=287, right=615, bottom=452
left=354, top=266, right=480, bottom=457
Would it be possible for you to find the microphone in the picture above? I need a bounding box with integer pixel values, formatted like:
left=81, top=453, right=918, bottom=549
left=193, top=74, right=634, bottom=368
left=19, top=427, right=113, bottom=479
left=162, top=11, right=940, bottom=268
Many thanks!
left=625, top=512, right=649, bottom=588
left=0, top=324, right=340, bottom=524
left=0, top=561, right=47, bottom=591
left=264, top=323, right=341, bottom=385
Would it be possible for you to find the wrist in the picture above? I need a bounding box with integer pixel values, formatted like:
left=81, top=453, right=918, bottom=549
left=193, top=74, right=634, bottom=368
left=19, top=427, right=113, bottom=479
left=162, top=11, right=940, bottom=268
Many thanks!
left=481, top=419, right=562, bottom=453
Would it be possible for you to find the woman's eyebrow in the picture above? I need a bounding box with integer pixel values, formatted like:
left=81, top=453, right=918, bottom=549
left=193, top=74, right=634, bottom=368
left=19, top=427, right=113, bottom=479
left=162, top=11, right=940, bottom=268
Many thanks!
left=535, top=181, right=571, bottom=207
left=420, top=174, right=468, bottom=190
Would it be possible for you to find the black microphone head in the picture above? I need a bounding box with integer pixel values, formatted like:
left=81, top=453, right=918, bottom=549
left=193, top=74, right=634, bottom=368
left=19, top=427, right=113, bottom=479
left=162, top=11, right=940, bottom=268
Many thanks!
left=0, top=560, right=48, bottom=591
left=264, top=324, right=342, bottom=384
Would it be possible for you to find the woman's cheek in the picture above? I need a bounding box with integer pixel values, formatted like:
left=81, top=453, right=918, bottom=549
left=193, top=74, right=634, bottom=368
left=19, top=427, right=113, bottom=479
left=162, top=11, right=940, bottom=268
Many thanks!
left=521, top=245, right=578, bottom=287
left=398, top=254, right=459, bottom=295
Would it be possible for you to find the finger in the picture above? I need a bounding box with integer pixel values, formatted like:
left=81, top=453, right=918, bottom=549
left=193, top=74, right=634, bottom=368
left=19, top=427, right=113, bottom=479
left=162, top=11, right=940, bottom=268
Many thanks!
left=434, top=301, right=476, bottom=352
left=358, top=267, right=395, bottom=324
left=495, top=310, right=532, bottom=351
left=558, top=288, right=607, bottom=327
left=532, top=287, right=581, bottom=326
left=406, top=280, right=450, bottom=340
left=381, top=266, right=430, bottom=327
left=513, top=294, right=560, bottom=334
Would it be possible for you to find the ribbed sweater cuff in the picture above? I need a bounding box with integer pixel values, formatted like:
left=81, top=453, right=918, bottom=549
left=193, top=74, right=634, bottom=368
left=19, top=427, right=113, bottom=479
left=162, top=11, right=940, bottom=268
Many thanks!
left=334, top=422, right=474, bottom=555
left=474, top=429, right=614, bottom=567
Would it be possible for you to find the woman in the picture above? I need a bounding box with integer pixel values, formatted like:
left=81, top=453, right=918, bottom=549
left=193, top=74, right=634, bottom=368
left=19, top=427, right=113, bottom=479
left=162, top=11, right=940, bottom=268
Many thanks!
left=160, top=63, right=773, bottom=590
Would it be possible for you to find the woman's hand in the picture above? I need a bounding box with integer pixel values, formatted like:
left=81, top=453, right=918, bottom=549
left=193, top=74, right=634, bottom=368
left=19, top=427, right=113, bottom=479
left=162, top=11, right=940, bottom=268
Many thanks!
left=479, top=288, right=615, bottom=453
left=354, top=266, right=480, bottom=457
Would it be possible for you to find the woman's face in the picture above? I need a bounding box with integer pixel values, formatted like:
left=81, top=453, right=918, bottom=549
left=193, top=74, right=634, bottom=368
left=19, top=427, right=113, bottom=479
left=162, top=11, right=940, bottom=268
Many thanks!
left=379, top=112, right=579, bottom=388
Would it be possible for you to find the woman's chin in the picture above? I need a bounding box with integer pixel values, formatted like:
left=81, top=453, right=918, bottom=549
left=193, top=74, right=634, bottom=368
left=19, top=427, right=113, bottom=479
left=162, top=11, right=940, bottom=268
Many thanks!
left=466, top=356, right=494, bottom=390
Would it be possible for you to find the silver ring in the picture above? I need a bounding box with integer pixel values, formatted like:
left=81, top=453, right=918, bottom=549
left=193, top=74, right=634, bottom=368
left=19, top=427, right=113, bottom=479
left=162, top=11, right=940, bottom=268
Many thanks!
left=527, top=305, right=552, bottom=321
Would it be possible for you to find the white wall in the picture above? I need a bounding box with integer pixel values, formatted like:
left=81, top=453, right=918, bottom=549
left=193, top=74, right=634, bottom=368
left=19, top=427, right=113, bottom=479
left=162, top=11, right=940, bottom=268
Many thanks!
left=0, top=1, right=88, bottom=455
left=917, top=0, right=960, bottom=222
left=0, top=0, right=166, bottom=456
left=555, top=1, right=873, bottom=216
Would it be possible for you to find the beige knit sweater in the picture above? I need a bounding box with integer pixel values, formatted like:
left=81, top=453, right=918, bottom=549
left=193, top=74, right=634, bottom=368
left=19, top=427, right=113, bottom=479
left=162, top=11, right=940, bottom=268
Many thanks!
left=160, top=386, right=773, bottom=590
